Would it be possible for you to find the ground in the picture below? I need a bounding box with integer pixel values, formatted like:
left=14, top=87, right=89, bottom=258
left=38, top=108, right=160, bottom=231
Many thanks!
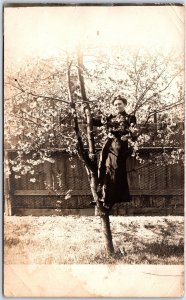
left=4, top=215, right=184, bottom=264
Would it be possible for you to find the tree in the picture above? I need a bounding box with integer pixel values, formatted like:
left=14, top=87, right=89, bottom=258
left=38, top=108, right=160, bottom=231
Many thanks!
left=4, top=46, right=184, bottom=255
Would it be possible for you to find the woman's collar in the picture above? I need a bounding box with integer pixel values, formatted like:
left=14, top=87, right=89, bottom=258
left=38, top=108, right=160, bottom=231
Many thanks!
left=119, top=110, right=127, bottom=116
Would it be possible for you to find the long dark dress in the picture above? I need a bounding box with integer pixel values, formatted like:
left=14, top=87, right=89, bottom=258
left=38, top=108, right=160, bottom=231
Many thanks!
left=93, top=111, right=136, bottom=208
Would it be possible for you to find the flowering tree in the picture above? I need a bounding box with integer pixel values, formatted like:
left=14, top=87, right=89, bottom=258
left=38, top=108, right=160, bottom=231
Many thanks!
left=4, top=46, right=184, bottom=254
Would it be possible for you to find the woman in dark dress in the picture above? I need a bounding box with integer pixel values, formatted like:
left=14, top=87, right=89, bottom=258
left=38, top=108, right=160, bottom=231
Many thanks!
left=93, top=95, right=136, bottom=210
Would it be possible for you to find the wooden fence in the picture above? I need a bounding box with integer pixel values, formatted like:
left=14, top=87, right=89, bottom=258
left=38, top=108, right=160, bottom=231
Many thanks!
left=4, top=149, right=184, bottom=216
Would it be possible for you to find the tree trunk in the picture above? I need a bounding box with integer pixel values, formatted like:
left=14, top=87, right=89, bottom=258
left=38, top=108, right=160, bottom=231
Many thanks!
left=154, top=112, right=158, bottom=133
left=76, top=49, right=115, bottom=256
left=100, top=213, right=114, bottom=255
left=89, top=172, right=114, bottom=255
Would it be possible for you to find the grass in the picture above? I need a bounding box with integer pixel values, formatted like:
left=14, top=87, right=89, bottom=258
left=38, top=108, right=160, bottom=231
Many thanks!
left=4, top=215, right=184, bottom=264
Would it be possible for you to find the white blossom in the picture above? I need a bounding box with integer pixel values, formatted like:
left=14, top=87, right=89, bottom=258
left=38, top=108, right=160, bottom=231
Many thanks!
left=30, top=178, right=36, bottom=183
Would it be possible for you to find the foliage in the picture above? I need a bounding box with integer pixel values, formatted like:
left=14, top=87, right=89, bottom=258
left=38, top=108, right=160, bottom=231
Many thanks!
left=4, top=47, right=184, bottom=182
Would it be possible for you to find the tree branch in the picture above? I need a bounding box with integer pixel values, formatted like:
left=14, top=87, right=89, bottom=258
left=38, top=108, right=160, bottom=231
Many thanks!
left=66, top=53, right=93, bottom=171
left=133, top=51, right=141, bottom=100
left=134, top=66, right=167, bottom=113
left=77, top=47, right=97, bottom=166
left=136, top=100, right=184, bottom=137
left=158, top=70, right=183, bottom=94
left=9, top=112, right=39, bottom=126
left=133, top=68, right=183, bottom=113
left=10, top=81, right=69, bottom=105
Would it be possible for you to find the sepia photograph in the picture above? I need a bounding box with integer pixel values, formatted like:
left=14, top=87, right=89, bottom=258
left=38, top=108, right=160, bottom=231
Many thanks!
left=4, top=3, right=184, bottom=297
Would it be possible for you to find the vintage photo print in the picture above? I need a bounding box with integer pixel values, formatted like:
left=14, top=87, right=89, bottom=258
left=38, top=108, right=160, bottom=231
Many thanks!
left=4, top=3, right=184, bottom=297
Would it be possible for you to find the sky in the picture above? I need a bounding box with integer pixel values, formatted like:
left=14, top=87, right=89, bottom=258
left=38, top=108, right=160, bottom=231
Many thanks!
left=4, top=5, right=184, bottom=66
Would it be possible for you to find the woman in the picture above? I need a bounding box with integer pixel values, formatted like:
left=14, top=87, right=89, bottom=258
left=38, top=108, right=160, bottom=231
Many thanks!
left=93, top=95, right=136, bottom=210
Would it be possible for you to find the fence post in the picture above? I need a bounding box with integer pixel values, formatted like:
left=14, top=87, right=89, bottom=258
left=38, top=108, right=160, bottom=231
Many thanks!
left=4, top=150, right=14, bottom=216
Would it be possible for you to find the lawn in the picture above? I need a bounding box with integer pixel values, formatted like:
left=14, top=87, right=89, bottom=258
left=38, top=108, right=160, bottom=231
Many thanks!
left=4, top=215, right=184, bottom=264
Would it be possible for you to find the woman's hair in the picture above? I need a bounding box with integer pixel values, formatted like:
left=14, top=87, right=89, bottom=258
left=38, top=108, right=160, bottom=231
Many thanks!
left=111, top=95, right=127, bottom=106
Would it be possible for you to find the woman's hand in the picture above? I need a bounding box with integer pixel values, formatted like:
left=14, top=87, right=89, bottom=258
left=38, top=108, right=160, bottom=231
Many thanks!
left=121, top=135, right=129, bottom=141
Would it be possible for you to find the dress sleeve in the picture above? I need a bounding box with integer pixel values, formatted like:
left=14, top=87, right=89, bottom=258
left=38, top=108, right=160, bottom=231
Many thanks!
left=129, top=115, right=136, bottom=126
left=92, top=114, right=113, bottom=127
left=92, top=118, right=103, bottom=127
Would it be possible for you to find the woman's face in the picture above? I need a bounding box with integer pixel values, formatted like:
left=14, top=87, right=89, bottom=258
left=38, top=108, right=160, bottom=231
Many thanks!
left=113, top=99, right=126, bottom=113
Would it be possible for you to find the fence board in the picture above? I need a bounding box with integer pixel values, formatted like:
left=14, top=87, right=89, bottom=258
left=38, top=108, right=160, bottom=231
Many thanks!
left=14, top=190, right=91, bottom=196
left=14, top=189, right=183, bottom=196
left=5, top=150, right=184, bottom=216
left=14, top=208, right=95, bottom=216
left=13, top=206, right=183, bottom=217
